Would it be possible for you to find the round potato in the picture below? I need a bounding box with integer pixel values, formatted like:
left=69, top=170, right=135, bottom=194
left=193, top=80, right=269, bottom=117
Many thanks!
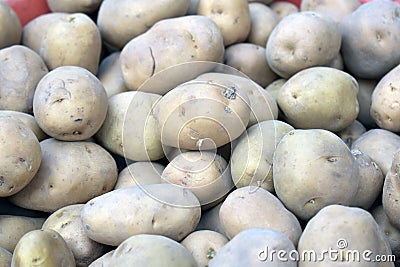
left=0, top=2, right=21, bottom=49
left=383, top=150, right=400, bottom=230
left=0, top=215, right=45, bottom=252
left=197, top=0, right=251, bottom=46
left=97, top=52, right=128, bottom=98
left=0, top=110, right=47, bottom=141
left=231, top=120, right=294, bottom=191
left=181, top=230, right=228, bottom=267
left=340, top=0, right=400, bottom=79
left=277, top=67, right=359, bottom=132
left=357, top=78, right=378, bottom=128
left=301, top=0, right=360, bottom=23
left=0, top=247, right=11, bottom=267
left=42, top=204, right=107, bottom=267
left=0, top=45, right=48, bottom=113
left=114, top=162, right=165, bottom=189
left=270, top=1, right=299, bottom=21
left=81, top=184, right=201, bottom=246
left=266, top=11, right=341, bottom=78
left=0, top=115, right=41, bottom=197
left=9, top=138, right=118, bottom=212
left=97, top=0, right=190, bottom=50
left=247, top=3, right=279, bottom=47
left=337, top=120, right=366, bottom=148
left=220, top=186, right=302, bottom=246
left=12, top=229, right=75, bottom=266
left=121, top=15, right=224, bottom=90
left=47, top=0, right=102, bottom=13
left=273, top=129, right=359, bottom=221
left=154, top=79, right=250, bottom=150
left=33, top=66, right=108, bottom=141
left=224, top=43, right=278, bottom=88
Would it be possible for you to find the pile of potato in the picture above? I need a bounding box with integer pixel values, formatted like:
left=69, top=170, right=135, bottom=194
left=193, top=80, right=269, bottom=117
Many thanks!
left=1, top=0, right=400, bottom=266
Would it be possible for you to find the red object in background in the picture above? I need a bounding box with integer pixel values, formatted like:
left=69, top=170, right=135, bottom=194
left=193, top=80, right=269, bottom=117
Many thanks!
left=272, top=0, right=302, bottom=8
left=1, top=0, right=51, bottom=26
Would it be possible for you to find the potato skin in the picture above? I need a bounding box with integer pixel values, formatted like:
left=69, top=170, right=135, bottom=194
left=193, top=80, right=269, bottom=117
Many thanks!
left=47, top=0, right=102, bottom=13
left=247, top=3, right=279, bottom=47
left=0, top=247, right=11, bottom=267
left=0, top=3, right=21, bottom=49
left=383, top=150, right=400, bottom=230
left=88, top=250, right=114, bottom=267
left=114, top=162, right=164, bottom=189
left=337, top=120, right=366, bottom=148
left=301, top=0, right=360, bottom=23
left=270, top=1, right=299, bottom=21
left=9, top=139, right=118, bottom=212
left=357, top=79, right=378, bottom=128
left=0, top=111, right=47, bottom=141
left=81, top=184, right=201, bottom=246
left=97, top=52, right=128, bottom=98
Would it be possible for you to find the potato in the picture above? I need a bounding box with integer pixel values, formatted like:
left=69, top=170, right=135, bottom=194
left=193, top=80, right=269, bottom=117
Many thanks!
left=383, top=150, right=400, bottom=230
left=328, top=52, right=344, bottom=70
left=0, top=247, right=11, bottom=267
left=108, top=234, right=197, bottom=266
left=248, top=0, right=273, bottom=3
left=114, top=162, right=164, bottom=189
left=357, top=79, right=378, bottom=128
left=97, top=0, right=190, bottom=50
left=0, top=2, right=21, bottom=49
left=247, top=3, right=279, bottom=47
left=351, top=149, right=384, bottom=210
left=181, top=230, right=228, bottom=267
left=273, top=129, right=359, bottom=221
left=270, top=1, right=299, bottom=21
left=266, top=12, right=341, bottom=78
left=162, top=151, right=233, bottom=208
left=298, top=205, right=394, bottom=267
left=40, top=13, right=101, bottom=74
left=195, top=202, right=226, bottom=236
left=97, top=52, right=128, bottom=98
left=47, top=0, right=102, bottom=13
left=42, top=204, right=107, bottom=266
left=0, top=111, right=47, bottom=141
left=95, top=91, right=166, bottom=161
left=209, top=228, right=297, bottom=267
left=277, top=67, right=359, bottom=132
left=88, top=250, right=114, bottom=267
left=121, top=15, right=224, bottom=90
left=265, top=78, right=286, bottom=100
left=33, top=66, right=108, bottom=141
left=81, top=184, right=201, bottom=246
left=0, top=45, right=48, bottom=113
left=197, top=0, right=251, bottom=46
left=301, top=0, right=360, bottom=23
left=9, top=138, right=118, bottom=212
left=220, top=186, right=302, bottom=246
left=0, top=215, right=45, bottom=252
left=371, top=64, right=400, bottom=132
left=0, top=115, right=41, bottom=197
left=337, top=120, right=366, bottom=148
left=224, top=43, right=278, bottom=88
left=351, top=129, right=400, bottom=176
left=195, top=72, right=278, bottom=126
left=231, top=120, right=293, bottom=191
left=340, top=1, right=400, bottom=79
left=154, top=79, right=250, bottom=150
left=12, top=229, right=75, bottom=266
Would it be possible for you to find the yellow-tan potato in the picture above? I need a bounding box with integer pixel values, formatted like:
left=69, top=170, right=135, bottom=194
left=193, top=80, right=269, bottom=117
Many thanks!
left=247, top=3, right=279, bottom=47
left=265, top=78, right=286, bottom=101
left=121, top=15, right=224, bottom=90
left=352, top=129, right=400, bottom=176
left=0, top=45, right=48, bottom=114
left=231, top=120, right=293, bottom=192
left=47, top=0, right=102, bottom=13
left=181, top=230, right=228, bottom=267
left=266, top=12, right=341, bottom=78
left=97, top=52, right=128, bottom=98
left=42, top=204, right=107, bottom=267
left=383, top=150, right=400, bottom=230
left=0, top=3, right=21, bottom=49
left=357, top=79, right=378, bottom=128
left=154, top=79, right=250, bottom=150
left=274, top=129, right=360, bottom=221
left=9, top=138, right=118, bottom=212
left=95, top=91, right=166, bottom=161
left=277, top=67, right=359, bottom=132
left=12, top=229, right=75, bottom=266
left=0, top=111, right=47, bottom=141
left=0, top=247, right=11, bottom=267
left=109, top=234, right=197, bottom=266
left=195, top=202, right=226, bottom=236
left=114, top=162, right=165, bottom=189
left=209, top=228, right=297, bottom=267
left=97, top=0, right=190, bottom=50
left=162, top=151, right=233, bottom=208
left=197, top=0, right=251, bottom=46
left=224, top=43, right=278, bottom=88
left=40, top=13, right=101, bottom=74
left=301, top=0, right=360, bottom=23
left=337, top=120, right=366, bottom=148
left=88, top=250, right=114, bottom=267
left=270, top=1, right=299, bottom=21
left=220, top=186, right=302, bottom=246
left=371, top=64, right=400, bottom=132
left=195, top=72, right=278, bottom=126
left=33, top=66, right=108, bottom=141
left=0, top=115, right=41, bottom=197
left=298, top=205, right=393, bottom=267
left=81, top=184, right=201, bottom=246
left=0, top=215, right=45, bottom=252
